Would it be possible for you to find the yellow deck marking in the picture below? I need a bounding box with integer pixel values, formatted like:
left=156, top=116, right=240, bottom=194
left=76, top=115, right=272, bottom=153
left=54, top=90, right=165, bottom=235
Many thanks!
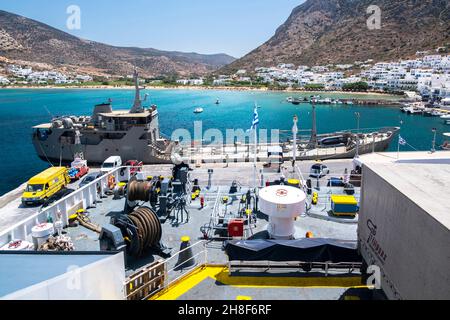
left=151, top=265, right=367, bottom=300
left=150, top=266, right=220, bottom=300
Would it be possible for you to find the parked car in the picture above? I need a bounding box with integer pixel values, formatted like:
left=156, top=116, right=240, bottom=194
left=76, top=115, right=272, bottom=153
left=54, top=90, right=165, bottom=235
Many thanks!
left=78, top=172, right=104, bottom=189
left=327, top=177, right=345, bottom=187
left=125, top=160, right=143, bottom=175
left=309, top=163, right=330, bottom=179
left=68, top=159, right=90, bottom=181
left=41, top=188, right=75, bottom=209
left=101, top=156, right=122, bottom=173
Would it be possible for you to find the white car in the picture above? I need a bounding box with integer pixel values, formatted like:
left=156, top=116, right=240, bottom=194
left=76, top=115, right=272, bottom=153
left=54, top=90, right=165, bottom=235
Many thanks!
left=309, top=163, right=330, bottom=179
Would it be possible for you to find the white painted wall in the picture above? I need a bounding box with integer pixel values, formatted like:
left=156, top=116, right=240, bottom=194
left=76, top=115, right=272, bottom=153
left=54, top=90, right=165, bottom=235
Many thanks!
left=2, top=252, right=125, bottom=300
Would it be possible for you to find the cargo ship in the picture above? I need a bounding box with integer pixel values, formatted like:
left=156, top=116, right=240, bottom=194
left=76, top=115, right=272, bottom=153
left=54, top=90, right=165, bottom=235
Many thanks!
left=32, top=70, right=175, bottom=165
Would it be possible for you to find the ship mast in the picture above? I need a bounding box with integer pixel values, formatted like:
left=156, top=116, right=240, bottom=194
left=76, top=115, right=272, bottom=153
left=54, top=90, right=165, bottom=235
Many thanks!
left=130, top=69, right=147, bottom=114
left=307, top=104, right=318, bottom=149
left=74, top=129, right=84, bottom=160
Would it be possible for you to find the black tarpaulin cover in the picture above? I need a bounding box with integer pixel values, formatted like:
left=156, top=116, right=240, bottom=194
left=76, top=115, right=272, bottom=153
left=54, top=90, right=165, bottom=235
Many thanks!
left=224, top=238, right=360, bottom=262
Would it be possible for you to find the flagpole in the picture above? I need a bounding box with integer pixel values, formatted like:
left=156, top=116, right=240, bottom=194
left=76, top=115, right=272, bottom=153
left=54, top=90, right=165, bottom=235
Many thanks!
left=397, top=121, right=403, bottom=160
left=254, top=126, right=257, bottom=188
left=251, top=102, right=259, bottom=189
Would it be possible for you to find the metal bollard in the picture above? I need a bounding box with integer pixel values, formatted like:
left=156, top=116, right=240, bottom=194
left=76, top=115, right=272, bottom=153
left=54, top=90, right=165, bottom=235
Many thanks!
left=175, top=236, right=196, bottom=270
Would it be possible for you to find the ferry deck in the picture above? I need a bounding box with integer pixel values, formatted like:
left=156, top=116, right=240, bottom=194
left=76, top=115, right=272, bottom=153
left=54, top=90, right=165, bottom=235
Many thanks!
left=0, top=159, right=372, bottom=300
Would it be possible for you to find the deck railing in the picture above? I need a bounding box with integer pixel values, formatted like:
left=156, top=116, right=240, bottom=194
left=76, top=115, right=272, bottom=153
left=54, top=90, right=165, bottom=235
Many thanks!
left=0, top=166, right=132, bottom=247
left=124, top=240, right=208, bottom=300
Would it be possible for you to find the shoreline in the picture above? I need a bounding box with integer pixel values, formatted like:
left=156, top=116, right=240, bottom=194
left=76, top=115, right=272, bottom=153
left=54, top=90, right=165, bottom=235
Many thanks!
left=0, top=84, right=403, bottom=98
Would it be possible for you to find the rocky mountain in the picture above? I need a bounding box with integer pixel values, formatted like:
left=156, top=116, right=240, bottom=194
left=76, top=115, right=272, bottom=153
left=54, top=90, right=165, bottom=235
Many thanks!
left=0, top=10, right=235, bottom=77
left=222, top=0, right=450, bottom=73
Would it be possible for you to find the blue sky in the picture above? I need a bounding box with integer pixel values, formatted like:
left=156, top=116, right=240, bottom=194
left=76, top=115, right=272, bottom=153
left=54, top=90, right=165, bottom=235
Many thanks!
left=0, top=0, right=303, bottom=58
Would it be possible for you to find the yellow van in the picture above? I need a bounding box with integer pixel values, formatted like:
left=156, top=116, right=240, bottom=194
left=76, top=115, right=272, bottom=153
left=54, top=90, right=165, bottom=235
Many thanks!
left=22, top=167, right=70, bottom=206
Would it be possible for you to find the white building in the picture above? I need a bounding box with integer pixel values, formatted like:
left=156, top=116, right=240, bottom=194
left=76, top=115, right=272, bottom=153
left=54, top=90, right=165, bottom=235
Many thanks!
left=176, top=79, right=190, bottom=85
left=213, top=78, right=231, bottom=86
left=176, top=79, right=204, bottom=86
left=0, top=76, right=10, bottom=84
left=75, top=75, right=93, bottom=82
left=311, top=66, right=329, bottom=73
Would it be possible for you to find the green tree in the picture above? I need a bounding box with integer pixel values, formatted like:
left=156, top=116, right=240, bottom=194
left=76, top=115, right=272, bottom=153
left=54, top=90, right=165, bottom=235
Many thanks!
left=342, top=82, right=369, bottom=92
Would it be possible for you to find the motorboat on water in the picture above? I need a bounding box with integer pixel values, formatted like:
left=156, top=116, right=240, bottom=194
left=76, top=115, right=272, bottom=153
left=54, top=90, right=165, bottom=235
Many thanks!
left=441, top=133, right=450, bottom=150
left=424, top=109, right=444, bottom=117
left=291, top=98, right=302, bottom=105
left=194, top=107, right=204, bottom=114
left=402, top=106, right=422, bottom=114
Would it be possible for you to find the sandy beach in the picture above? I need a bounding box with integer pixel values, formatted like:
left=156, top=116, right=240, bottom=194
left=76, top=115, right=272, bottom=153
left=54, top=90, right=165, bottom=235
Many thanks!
left=0, top=84, right=403, bottom=99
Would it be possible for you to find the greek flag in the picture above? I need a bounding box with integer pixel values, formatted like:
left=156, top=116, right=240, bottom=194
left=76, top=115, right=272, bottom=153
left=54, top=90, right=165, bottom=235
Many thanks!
left=249, top=104, right=259, bottom=131
left=399, top=135, right=407, bottom=146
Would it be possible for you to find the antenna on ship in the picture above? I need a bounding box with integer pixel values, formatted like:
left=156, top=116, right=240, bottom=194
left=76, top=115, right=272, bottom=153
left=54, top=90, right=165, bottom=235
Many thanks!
left=130, top=68, right=147, bottom=114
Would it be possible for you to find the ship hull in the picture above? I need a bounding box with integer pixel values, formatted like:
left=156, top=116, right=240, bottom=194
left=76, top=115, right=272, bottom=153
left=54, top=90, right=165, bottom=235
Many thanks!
left=33, top=126, right=172, bottom=165
left=34, top=124, right=398, bottom=165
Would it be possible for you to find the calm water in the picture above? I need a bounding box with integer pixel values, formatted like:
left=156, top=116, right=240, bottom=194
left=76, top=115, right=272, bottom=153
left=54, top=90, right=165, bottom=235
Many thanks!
left=0, top=88, right=447, bottom=195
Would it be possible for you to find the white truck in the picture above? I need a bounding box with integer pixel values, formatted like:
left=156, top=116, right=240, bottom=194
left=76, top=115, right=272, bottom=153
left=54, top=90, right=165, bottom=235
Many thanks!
left=101, top=156, right=122, bottom=173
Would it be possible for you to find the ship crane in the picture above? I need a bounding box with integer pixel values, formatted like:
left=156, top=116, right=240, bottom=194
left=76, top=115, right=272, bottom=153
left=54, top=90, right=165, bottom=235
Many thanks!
left=130, top=69, right=148, bottom=114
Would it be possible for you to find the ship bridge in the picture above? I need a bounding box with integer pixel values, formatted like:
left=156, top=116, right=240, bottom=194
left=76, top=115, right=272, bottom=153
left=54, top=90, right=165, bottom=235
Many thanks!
left=96, top=108, right=157, bottom=132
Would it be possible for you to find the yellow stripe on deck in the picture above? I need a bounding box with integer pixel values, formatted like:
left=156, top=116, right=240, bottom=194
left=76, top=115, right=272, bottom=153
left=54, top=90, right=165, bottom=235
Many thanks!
left=150, top=266, right=222, bottom=300
left=151, top=265, right=366, bottom=300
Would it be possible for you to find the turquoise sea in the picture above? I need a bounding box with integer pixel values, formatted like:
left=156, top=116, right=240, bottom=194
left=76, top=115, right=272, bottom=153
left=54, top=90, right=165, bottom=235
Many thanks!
left=0, top=88, right=447, bottom=195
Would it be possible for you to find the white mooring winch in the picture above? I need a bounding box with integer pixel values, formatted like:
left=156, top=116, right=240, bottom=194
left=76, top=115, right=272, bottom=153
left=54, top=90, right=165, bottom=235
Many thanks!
left=258, top=185, right=306, bottom=239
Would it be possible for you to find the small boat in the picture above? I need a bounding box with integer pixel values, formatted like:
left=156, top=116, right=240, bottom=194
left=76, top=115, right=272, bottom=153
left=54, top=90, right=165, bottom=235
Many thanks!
left=403, top=106, right=422, bottom=114
left=441, top=133, right=450, bottom=150
left=194, top=107, right=204, bottom=114
left=423, top=109, right=433, bottom=117
left=440, top=114, right=450, bottom=119
left=215, top=99, right=220, bottom=105
left=424, top=109, right=444, bottom=117
left=291, top=98, right=302, bottom=105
